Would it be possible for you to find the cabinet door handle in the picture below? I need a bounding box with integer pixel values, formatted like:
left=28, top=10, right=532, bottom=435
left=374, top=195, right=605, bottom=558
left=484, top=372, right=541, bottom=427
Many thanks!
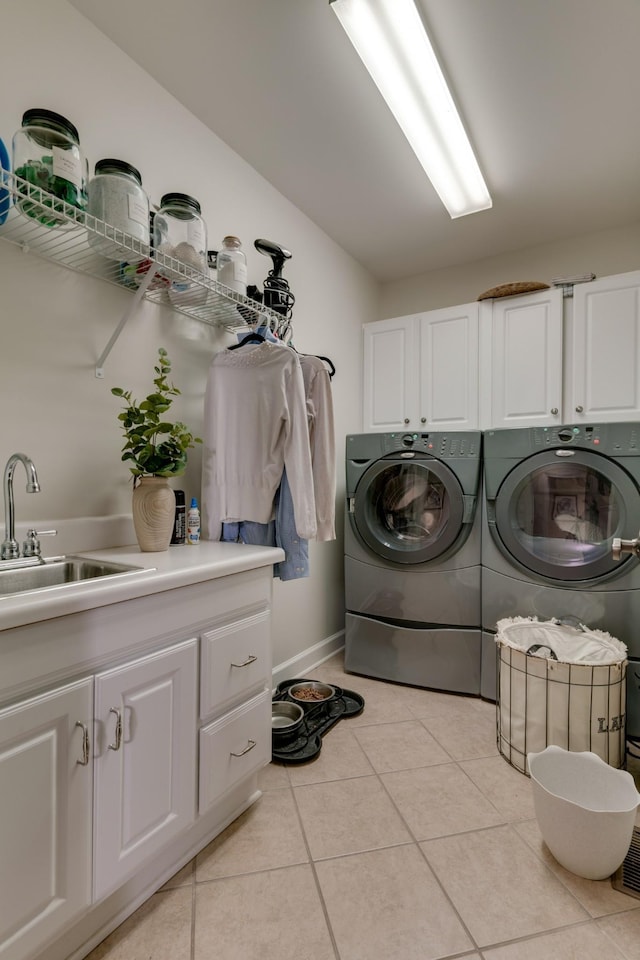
left=230, top=739, right=256, bottom=758
left=108, top=707, right=122, bottom=751
left=420, top=417, right=426, bottom=424
left=575, top=405, right=584, bottom=413
left=75, top=721, right=90, bottom=766
left=231, top=655, right=258, bottom=668
left=550, top=407, right=559, bottom=415
left=403, top=418, right=410, bottom=424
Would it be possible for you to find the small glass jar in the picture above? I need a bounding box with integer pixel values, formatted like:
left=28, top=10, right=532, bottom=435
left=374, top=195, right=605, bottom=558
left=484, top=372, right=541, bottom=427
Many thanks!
left=217, top=235, right=247, bottom=295
left=87, top=158, right=150, bottom=261
left=12, top=108, right=87, bottom=227
left=154, top=192, right=208, bottom=306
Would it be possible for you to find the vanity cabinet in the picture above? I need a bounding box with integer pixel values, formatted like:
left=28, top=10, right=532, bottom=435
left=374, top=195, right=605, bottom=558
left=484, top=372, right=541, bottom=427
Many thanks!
left=0, top=557, right=277, bottom=960
left=93, top=639, right=198, bottom=901
left=0, top=679, right=93, bottom=960
left=362, top=303, right=479, bottom=432
left=198, top=603, right=272, bottom=813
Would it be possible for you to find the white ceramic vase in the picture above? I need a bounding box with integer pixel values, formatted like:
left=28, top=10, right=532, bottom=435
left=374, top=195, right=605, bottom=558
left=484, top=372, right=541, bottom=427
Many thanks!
left=132, top=476, right=175, bottom=552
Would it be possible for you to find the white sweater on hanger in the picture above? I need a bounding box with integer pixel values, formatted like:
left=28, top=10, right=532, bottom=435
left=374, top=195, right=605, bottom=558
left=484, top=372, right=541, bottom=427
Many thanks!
left=201, top=341, right=317, bottom=542
left=300, top=354, right=336, bottom=541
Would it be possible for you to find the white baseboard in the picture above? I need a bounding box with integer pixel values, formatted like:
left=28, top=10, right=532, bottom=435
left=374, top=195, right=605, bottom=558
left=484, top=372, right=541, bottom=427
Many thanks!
left=272, top=630, right=344, bottom=688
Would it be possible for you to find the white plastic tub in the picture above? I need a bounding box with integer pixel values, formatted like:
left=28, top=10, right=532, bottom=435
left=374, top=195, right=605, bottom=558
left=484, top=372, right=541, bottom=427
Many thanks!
left=528, top=745, right=639, bottom=880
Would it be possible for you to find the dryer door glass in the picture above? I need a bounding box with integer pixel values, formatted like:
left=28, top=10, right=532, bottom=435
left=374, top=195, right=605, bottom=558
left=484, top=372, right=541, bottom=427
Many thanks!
left=493, top=450, right=640, bottom=581
left=352, top=457, right=466, bottom=564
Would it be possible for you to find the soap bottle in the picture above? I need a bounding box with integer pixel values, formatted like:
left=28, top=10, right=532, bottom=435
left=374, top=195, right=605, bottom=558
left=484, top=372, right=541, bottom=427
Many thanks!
left=187, top=497, right=201, bottom=545
left=171, top=490, right=186, bottom=545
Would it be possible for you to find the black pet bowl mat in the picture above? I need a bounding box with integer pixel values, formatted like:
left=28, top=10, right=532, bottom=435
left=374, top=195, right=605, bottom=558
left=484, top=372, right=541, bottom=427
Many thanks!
left=271, top=678, right=364, bottom=764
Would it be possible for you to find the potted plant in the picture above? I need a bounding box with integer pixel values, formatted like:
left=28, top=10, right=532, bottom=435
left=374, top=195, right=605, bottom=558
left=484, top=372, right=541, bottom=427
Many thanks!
left=112, top=347, right=201, bottom=551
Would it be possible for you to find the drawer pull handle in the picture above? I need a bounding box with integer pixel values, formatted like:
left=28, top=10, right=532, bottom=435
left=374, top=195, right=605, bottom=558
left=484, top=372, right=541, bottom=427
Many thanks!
left=231, top=655, right=258, bottom=668
left=75, top=721, right=90, bottom=766
left=108, top=707, right=122, bottom=751
left=230, top=739, right=256, bottom=758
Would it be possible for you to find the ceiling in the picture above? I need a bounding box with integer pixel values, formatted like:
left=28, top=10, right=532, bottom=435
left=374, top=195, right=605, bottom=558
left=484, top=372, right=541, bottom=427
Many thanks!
left=69, top=0, right=640, bottom=283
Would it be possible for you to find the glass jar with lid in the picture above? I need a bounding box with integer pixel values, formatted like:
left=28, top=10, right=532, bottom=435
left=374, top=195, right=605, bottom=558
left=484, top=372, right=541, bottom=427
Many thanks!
left=12, top=108, right=87, bottom=227
left=153, top=192, right=208, bottom=305
left=87, top=158, right=150, bottom=261
left=217, top=235, right=247, bottom=295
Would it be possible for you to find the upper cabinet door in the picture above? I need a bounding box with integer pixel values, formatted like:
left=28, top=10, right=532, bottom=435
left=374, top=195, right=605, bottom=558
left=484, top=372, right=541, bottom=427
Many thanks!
left=486, top=289, right=563, bottom=428
left=419, top=303, right=479, bottom=430
left=571, top=271, right=640, bottom=423
left=363, top=315, right=418, bottom=432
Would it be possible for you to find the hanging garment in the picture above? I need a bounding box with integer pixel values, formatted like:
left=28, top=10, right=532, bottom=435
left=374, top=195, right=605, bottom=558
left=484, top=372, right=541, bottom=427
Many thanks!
left=299, top=354, right=336, bottom=541
left=221, top=469, right=309, bottom=580
left=201, top=341, right=316, bottom=542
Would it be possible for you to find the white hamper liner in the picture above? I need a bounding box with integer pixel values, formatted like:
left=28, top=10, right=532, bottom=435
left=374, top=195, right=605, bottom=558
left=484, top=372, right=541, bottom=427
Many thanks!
left=496, top=617, right=627, bottom=774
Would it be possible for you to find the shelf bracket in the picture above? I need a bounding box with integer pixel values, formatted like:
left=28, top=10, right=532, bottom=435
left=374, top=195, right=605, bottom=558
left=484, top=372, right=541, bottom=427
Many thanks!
left=95, top=267, right=158, bottom=378
left=550, top=272, right=596, bottom=299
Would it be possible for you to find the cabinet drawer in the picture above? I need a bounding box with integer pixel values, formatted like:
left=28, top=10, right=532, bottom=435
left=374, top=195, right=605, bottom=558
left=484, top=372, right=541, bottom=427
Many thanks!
left=199, top=690, right=271, bottom=813
left=200, top=611, right=270, bottom=719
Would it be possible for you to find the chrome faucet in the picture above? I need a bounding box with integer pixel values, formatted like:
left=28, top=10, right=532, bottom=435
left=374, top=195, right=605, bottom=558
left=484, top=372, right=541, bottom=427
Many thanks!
left=2, top=453, right=40, bottom=561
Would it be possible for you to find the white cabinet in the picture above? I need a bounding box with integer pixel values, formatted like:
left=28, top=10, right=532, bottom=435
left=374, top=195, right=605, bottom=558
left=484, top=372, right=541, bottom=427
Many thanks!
left=569, top=270, right=640, bottom=422
left=480, top=272, right=640, bottom=429
left=0, top=678, right=93, bottom=960
left=0, top=562, right=277, bottom=960
left=198, top=603, right=272, bottom=815
left=199, top=691, right=271, bottom=813
left=479, top=288, right=563, bottom=428
left=363, top=315, right=416, bottom=432
left=363, top=304, right=479, bottom=432
left=93, top=639, right=198, bottom=901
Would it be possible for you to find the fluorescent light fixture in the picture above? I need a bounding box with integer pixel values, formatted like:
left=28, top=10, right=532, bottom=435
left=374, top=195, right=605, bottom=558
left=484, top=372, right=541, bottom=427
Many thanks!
left=330, top=0, right=492, bottom=218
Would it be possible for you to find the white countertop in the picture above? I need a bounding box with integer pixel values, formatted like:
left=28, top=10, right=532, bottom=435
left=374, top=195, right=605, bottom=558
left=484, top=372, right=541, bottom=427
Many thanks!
left=0, top=541, right=285, bottom=632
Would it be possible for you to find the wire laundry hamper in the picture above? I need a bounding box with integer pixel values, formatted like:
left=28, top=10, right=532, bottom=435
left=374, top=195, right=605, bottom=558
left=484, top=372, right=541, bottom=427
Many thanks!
left=496, top=617, right=627, bottom=775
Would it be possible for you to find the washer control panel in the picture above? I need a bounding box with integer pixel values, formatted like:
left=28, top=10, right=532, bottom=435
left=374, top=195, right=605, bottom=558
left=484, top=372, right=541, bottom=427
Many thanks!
left=382, top=432, right=479, bottom=457
left=531, top=424, right=640, bottom=453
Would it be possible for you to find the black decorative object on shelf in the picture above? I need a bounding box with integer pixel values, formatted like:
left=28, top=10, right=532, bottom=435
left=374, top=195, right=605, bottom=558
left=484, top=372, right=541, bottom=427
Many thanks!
left=271, top=677, right=364, bottom=764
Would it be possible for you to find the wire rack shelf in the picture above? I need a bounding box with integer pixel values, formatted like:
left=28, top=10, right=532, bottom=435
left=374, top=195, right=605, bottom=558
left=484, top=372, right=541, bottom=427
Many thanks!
left=0, top=167, right=277, bottom=374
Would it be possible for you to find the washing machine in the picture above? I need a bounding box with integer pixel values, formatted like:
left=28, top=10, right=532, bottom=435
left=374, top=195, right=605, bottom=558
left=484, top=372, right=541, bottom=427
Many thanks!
left=481, top=422, right=640, bottom=731
left=344, top=430, right=482, bottom=695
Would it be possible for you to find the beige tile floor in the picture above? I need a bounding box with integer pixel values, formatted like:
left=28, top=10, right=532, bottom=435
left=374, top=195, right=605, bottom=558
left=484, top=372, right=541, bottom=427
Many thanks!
left=87, top=652, right=640, bottom=960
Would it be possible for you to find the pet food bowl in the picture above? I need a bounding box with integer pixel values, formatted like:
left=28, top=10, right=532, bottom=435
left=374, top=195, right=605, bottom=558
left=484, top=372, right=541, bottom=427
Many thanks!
left=528, top=745, right=640, bottom=880
left=272, top=701, right=305, bottom=743
left=288, top=681, right=335, bottom=706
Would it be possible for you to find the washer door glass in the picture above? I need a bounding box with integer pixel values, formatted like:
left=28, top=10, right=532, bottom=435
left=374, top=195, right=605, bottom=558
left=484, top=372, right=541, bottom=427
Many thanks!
left=493, top=450, right=640, bottom=581
left=353, top=457, right=465, bottom=564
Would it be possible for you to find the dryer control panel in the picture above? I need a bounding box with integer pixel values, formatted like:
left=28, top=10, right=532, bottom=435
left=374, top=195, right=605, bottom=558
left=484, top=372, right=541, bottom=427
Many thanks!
left=382, top=432, right=479, bottom=458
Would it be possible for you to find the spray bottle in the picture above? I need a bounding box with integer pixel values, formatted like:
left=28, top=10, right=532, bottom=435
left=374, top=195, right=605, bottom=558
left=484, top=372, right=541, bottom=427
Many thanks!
left=187, top=497, right=201, bottom=545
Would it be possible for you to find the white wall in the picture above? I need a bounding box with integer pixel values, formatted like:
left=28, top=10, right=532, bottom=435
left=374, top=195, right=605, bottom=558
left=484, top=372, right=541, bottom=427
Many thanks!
left=0, top=0, right=379, bottom=670
left=380, top=220, right=640, bottom=318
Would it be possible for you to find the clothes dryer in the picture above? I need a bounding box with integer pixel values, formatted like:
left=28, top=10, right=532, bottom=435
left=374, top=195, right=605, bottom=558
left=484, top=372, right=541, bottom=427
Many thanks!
left=344, top=431, right=482, bottom=695
left=481, top=423, right=640, bottom=726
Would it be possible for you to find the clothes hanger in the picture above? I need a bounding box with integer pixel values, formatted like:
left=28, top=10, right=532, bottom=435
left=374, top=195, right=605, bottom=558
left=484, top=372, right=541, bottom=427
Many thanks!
left=228, top=329, right=266, bottom=350
left=315, top=355, right=336, bottom=379
left=296, top=351, right=336, bottom=379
